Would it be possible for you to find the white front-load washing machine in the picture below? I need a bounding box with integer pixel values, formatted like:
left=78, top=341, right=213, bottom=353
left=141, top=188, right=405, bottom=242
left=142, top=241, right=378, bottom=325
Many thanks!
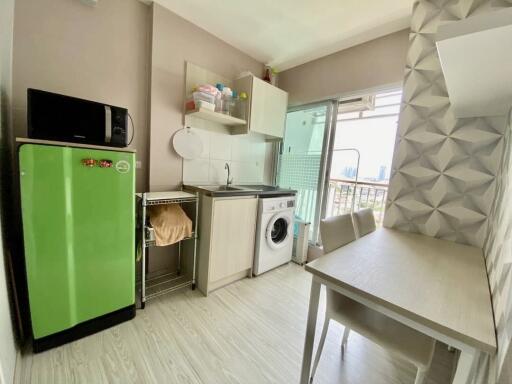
left=253, top=196, right=295, bottom=276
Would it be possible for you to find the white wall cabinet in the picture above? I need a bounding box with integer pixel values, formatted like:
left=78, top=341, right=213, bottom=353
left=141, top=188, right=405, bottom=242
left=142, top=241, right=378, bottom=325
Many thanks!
left=197, top=195, right=258, bottom=295
left=234, top=75, right=288, bottom=139
left=184, top=63, right=288, bottom=137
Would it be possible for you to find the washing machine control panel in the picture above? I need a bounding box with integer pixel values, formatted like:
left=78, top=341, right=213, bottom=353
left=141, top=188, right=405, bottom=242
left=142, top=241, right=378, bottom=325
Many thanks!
left=261, top=196, right=296, bottom=213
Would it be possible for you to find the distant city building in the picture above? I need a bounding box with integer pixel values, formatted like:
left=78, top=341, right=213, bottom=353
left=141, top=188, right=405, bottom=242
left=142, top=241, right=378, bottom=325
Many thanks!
left=342, top=166, right=357, bottom=179
left=377, top=165, right=387, bottom=181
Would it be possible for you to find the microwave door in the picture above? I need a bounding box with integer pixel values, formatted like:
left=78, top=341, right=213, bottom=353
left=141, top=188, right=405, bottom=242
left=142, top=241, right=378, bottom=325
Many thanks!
left=104, top=106, right=112, bottom=144
left=28, top=88, right=128, bottom=147
left=72, top=103, right=105, bottom=144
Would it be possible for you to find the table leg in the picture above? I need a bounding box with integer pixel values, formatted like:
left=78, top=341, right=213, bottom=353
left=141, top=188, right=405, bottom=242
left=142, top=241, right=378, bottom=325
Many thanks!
left=452, top=348, right=477, bottom=384
left=300, top=278, right=321, bottom=384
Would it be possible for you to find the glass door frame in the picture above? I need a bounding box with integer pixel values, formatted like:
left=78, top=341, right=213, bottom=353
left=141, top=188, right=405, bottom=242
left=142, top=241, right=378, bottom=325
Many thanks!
left=276, top=100, right=339, bottom=244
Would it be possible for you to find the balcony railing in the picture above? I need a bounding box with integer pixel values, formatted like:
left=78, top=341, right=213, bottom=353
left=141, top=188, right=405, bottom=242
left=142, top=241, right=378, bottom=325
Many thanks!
left=325, top=178, right=389, bottom=225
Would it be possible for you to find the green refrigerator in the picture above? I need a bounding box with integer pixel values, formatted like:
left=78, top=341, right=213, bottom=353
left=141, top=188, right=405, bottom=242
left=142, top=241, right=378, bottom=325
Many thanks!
left=19, top=143, right=135, bottom=352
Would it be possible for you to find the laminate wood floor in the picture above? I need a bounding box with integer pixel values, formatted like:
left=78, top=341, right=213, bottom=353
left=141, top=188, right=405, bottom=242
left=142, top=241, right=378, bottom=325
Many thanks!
left=15, top=263, right=455, bottom=384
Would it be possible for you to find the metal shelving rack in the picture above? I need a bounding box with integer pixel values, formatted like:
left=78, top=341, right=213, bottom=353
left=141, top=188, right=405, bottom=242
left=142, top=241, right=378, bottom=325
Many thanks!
left=137, top=191, right=199, bottom=309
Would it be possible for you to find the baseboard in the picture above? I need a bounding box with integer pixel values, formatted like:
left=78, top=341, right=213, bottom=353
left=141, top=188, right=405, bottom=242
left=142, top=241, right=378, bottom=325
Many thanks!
left=32, top=304, right=135, bottom=353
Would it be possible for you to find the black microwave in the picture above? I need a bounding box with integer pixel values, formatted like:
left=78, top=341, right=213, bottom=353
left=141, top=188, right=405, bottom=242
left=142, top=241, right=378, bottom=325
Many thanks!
left=27, top=88, right=129, bottom=147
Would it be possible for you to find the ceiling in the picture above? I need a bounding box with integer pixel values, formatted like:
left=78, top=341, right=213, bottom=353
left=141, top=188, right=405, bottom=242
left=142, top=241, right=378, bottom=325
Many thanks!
left=152, top=0, right=414, bottom=71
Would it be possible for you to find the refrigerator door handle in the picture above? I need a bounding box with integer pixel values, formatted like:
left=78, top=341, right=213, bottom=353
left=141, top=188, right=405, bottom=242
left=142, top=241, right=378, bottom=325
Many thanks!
left=82, top=158, right=97, bottom=167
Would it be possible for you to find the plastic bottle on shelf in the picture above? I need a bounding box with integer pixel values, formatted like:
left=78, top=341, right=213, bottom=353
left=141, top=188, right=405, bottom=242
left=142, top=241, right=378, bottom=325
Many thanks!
left=238, top=92, right=248, bottom=120
left=215, top=83, right=224, bottom=113
left=221, top=87, right=233, bottom=115
left=231, top=90, right=239, bottom=117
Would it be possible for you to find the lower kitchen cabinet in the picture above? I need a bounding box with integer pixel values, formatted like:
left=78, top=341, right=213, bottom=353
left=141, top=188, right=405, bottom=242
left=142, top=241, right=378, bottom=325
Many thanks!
left=197, top=195, right=258, bottom=295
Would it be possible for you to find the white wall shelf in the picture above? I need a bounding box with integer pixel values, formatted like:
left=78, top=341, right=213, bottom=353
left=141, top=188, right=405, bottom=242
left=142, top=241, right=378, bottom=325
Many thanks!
left=183, top=62, right=288, bottom=137
left=185, top=108, right=246, bottom=126
left=436, top=8, right=512, bottom=118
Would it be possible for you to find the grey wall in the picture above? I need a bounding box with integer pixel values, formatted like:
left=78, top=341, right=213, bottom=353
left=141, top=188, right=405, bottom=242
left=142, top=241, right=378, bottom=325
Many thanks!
left=12, top=0, right=152, bottom=192
left=0, top=0, right=18, bottom=381
left=148, top=3, right=263, bottom=192
left=147, top=4, right=264, bottom=274
left=384, top=0, right=512, bottom=381
left=279, top=29, right=410, bottom=106
left=10, top=0, right=264, bottom=282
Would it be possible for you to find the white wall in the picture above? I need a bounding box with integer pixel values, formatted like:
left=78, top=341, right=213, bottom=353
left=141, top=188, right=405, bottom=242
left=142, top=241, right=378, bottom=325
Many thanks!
left=0, top=0, right=18, bottom=381
left=183, top=130, right=268, bottom=185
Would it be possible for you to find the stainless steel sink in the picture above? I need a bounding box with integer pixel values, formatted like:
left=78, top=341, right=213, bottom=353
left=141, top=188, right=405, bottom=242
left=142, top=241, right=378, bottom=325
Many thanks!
left=184, top=184, right=295, bottom=196
left=240, top=184, right=277, bottom=191
left=197, top=185, right=245, bottom=192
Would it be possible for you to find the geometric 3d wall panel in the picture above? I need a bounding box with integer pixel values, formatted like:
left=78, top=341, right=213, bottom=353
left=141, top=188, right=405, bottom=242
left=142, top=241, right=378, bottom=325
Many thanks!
left=485, top=116, right=512, bottom=380
left=385, top=0, right=511, bottom=248
left=384, top=0, right=512, bottom=381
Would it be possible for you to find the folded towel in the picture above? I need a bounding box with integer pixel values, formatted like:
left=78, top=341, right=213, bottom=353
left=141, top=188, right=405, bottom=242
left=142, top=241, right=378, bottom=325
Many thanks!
left=148, top=204, right=193, bottom=246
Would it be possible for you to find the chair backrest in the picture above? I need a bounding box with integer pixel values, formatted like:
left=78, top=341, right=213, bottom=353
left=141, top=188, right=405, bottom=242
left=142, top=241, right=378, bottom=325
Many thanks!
left=352, top=208, right=376, bottom=238
left=320, top=213, right=356, bottom=254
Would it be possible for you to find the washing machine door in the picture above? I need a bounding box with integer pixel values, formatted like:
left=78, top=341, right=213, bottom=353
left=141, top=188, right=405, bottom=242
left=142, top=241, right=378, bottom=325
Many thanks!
left=265, top=213, right=293, bottom=250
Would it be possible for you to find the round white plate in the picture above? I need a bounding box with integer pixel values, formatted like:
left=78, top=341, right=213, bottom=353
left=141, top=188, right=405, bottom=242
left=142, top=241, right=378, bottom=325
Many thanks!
left=172, top=128, right=203, bottom=159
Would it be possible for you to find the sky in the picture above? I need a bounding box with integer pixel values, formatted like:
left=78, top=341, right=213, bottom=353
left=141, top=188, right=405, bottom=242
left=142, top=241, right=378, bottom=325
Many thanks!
left=331, top=114, right=399, bottom=182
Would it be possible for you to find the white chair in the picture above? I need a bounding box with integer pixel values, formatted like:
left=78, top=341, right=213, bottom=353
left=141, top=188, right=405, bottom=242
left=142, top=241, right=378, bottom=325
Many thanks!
left=352, top=208, right=376, bottom=238
left=319, top=213, right=356, bottom=253
left=311, top=215, right=435, bottom=384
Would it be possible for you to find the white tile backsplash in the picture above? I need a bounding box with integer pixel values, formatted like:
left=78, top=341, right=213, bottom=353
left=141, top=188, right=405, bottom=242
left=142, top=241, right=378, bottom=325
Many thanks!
left=231, top=135, right=252, bottom=162
left=252, top=141, right=266, bottom=160
left=183, top=128, right=269, bottom=185
left=209, top=131, right=232, bottom=160
left=194, top=128, right=210, bottom=159
left=209, top=159, right=229, bottom=184
left=231, top=160, right=263, bottom=183
left=183, top=158, right=209, bottom=183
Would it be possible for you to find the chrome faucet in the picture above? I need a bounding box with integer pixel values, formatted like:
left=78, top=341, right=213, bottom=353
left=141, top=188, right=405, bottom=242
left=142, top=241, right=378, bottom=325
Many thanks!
left=225, top=163, right=233, bottom=186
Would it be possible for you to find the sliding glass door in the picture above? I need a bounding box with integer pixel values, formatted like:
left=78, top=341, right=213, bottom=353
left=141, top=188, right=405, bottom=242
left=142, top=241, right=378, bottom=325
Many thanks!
left=276, top=102, right=336, bottom=242
left=277, top=88, right=401, bottom=246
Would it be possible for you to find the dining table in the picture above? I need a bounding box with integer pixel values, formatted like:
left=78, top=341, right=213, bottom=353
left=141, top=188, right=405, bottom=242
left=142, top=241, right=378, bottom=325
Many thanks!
left=300, top=228, right=496, bottom=384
